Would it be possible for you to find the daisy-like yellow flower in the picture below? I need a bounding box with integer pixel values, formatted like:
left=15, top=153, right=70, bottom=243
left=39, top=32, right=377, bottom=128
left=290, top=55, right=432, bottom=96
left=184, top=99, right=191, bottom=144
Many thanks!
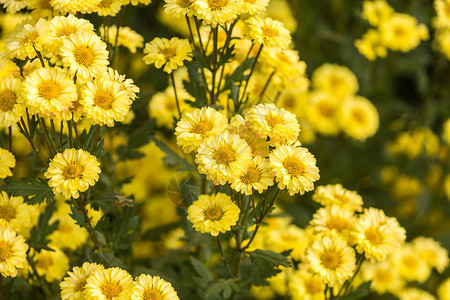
left=22, top=67, right=78, bottom=120
left=355, top=29, right=388, bottom=61
left=247, top=103, right=300, bottom=145
left=339, top=95, right=379, bottom=141
left=60, top=32, right=109, bottom=82
left=352, top=208, right=406, bottom=262
left=105, top=67, right=140, bottom=101
left=290, top=270, right=325, bottom=300
left=44, top=148, right=101, bottom=199
left=266, top=224, right=308, bottom=261
left=194, top=0, right=243, bottom=27
left=100, top=25, right=144, bottom=53
left=187, top=193, right=240, bottom=236
left=412, top=236, right=449, bottom=273
left=81, top=76, right=133, bottom=127
left=228, top=115, right=270, bottom=157
left=307, top=92, right=340, bottom=136
left=362, top=0, right=394, bottom=26
left=0, top=0, right=30, bottom=13
left=0, top=148, right=15, bottom=179
left=0, top=76, right=24, bottom=128
left=4, top=18, right=46, bottom=60
left=85, top=267, right=134, bottom=300
left=310, top=205, right=355, bottom=241
left=312, top=184, right=363, bottom=212
left=175, top=107, right=228, bottom=153
left=398, top=288, right=435, bottom=300
left=231, top=156, right=274, bottom=195
left=195, top=132, right=252, bottom=185
left=143, top=37, right=192, bottom=74
left=306, top=235, right=356, bottom=286
left=0, top=227, right=28, bottom=277
left=312, top=63, right=359, bottom=100
left=94, top=0, right=124, bottom=16
left=246, top=17, right=291, bottom=49
left=34, top=247, right=69, bottom=282
left=361, top=260, right=404, bottom=295
left=434, top=0, right=450, bottom=28
left=438, top=278, right=450, bottom=300
left=242, top=0, right=268, bottom=15
left=48, top=212, right=88, bottom=250
left=132, top=274, right=179, bottom=300
left=50, top=0, right=101, bottom=14
left=0, top=191, right=31, bottom=233
left=269, top=144, right=320, bottom=196
left=60, top=262, right=104, bottom=300
left=164, top=0, right=196, bottom=18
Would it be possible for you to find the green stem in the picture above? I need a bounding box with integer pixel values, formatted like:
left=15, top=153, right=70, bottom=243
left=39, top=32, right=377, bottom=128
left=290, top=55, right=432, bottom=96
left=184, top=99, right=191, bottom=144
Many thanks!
left=39, top=118, right=57, bottom=156
left=338, top=254, right=365, bottom=297
left=238, top=44, right=263, bottom=105
left=112, top=7, right=126, bottom=68
left=169, top=72, right=182, bottom=119
left=216, top=235, right=235, bottom=278
left=92, top=125, right=101, bottom=155
left=8, top=127, right=12, bottom=152
left=68, top=121, right=73, bottom=148
left=258, top=70, right=276, bottom=101
left=34, top=47, right=45, bottom=67
left=210, top=26, right=219, bottom=105
left=73, top=122, right=81, bottom=148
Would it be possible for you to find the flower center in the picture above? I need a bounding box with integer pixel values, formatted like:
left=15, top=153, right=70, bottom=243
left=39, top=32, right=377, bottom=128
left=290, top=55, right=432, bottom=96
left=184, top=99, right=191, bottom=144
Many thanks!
left=283, top=156, right=304, bottom=177
left=99, top=0, right=113, bottom=7
left=0, top=90, right=17, bottom=112
left=36, top=255, right=53, bottom=269
left=329, top=75, right=342, bottom=88
left=143, top=289, right=162, bottom=300
left=56, top=25, right=77, bottom=38
left=240, top=167, right=261, bottom=184
left=374, top=269, right=393, bottom=284
left=73, top=46, right=95, bottom=67
left=94, top=91, right=114, bottom=109
left=38, top=80, right=62, bottom=100
left=205, top=207, right=223, bottom=221
left=160, top=47, right=177, bottom=59
left=213, top=145, right=236, bottom=165
left=334, top=194, right=349, bottom=205
left=63, top=164, right=83, bottom=179
left=393, top=26, right=406, bottom=38
left=74, top=278, right=87, bottom=292
left=0, top=205, right=16, bottom=222
left=176, top=0, right=193, bottom=8
left=0, top=241, right=11, bottom=261
left=191, top=121, right=213, bottom=134
left=402, top=255, right=418, bottom=270
left=261, top=25, right=279, bottom=38
left=320, top=251, right=340, bottom=269
left=22, top=31, right=39, bottom=44
left=365, top=227, right=382, bottom=246
left=351, top=109, right=366, bottom=124
left=265, top=114, right=283, bottom=127
left=207, top=0, right=228, bottom=10
left=326, top=217, right=348, bottom=231
left=304, top=277, right=323, bottom=294
left=37, top=0, right=52, bottom=9
left=317, top=102, right=335, bottom=117
left=100, top=282, right=122, bottom=299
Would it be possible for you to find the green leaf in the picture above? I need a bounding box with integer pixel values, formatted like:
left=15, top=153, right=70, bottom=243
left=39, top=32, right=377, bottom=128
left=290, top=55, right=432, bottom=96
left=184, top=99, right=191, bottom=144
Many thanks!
left=149, top=136, right=195, bottom=172
left=190, top=256, right=213, bottom=287
left=118, top=120, right=154, bottom=160
left=205, top=279, right=239, bottom=299
left=69, top=205, right=86, bottom=228
left=29, top=200, right=58, bottom=251
left=94, top=250, right=124, bottom=268
left=246, top=249, right=291, bottom=285
left=341, top=281, right=371, bottom=300
left=1, top=178, right=54, bottom=205
left=141, top=222, right=180, bottom=241
left=184, top=59, right=208, bottom=108
left=110, top=206, right=139, bottom=251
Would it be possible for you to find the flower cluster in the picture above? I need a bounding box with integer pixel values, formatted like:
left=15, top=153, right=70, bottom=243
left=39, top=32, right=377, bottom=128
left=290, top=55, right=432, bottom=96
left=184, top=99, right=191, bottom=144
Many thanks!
left=433, top=0, right=450, bottom=59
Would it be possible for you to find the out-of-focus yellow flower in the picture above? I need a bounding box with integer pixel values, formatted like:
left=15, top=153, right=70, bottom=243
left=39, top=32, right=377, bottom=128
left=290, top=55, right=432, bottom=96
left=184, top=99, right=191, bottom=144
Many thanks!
left=398, top=288, right=436, bottom=300
left=0, top=148, right=15, bottom=179
left=391, top=244, right=431, bottom=283
left=310, top=205, right=355, bottom=241
left=143, top=37, right=192, bottom=74
left=264, top=0, right=297, bottom=33
left=0, top=227, right=28, bottom=277
left=157, top=5, right=190, bottom=37
left=312, top=184, right=363, bottom=213
left=434, top=0, right=450, bottom=28
left=164, top=0, right=196, bottom=18
left=0, top=13, right=30, bottom=37
left=312, top=64, right=359, bottom=100
left=362, top=0, right=394, bottom=26
left=140, top=195, right=180, bottom=232
left=132, top=274, right=180, bottom=300
left=242, top=0, right=268, bottom=15
left=60, top=262, right=104, bottom=300
left=355, top=29, right=388, bottom=61
left=250, top=284, right=275, bottom=300
left=412, top=236, right=449, bottom=273
left=339, top=95, right=379, bottom=141
left=0, top=0, right=30, bottom=13
left=194, top=0, right=243, bottom=27
left=438, top=277, right=450, bottom=300
left=388, top=128, right=440, bottom=159
left=85, top=267, right=134, bottom=300
left=361, top=260, right=404, bottom=295
left=390, top=174, right=423, bottom=202
left=163, top=228, right=186, bottom=250
left=50, top=0, right=101, bottom=15
left=34, top=247, right=69, bottom=282
left=0, top=191, right=32, bottom=234
left=308, top=92, right=340, bottom=136
left=246, top=17, right=291, bottom=49
left=266, top=224, right=308, bottom=261
left=100, top=25, right=144, bottom=53
left=48, top=207, right=88, bottom=250
left=93, top=0, right=123, bottom=16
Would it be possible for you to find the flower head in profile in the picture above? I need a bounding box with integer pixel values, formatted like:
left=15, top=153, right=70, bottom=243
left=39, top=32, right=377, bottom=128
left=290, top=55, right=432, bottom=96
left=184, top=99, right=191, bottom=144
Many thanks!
left=269, top=144, right=320, bottom=196
left=164, top=0, right=196, bottom=18
left=0, top=227, right=28, bottom=277
left=242, top=0, right=269, bottom=15
left=93, top=0, right=124, bottom=16
left=44, top=148, right=101, bottom=199
left=312, top=184, right=363, bottom=212
left=85, top=267, right=134, bottom=300
left=1, top=0, right=30, bottom=13
left=231, top=156, right=274, bottom=195
left=0, top=148, right=15, bottom=179
left=0, top=76, right=24, bottom=128
left=132, top=274, right=179, bottom=300
left=187, top=193, right=240, bottom=236
left=60, top=262, right=104, bottom=300
left=194, top=0, right=243, bottom=27
left=143, top=37, right=192, bottom=73
left=4, top=19, right=47, bottom=60
left=246, top=17, right=291, bottom=49
left=100, top=25, right=144, bottom=53
left=412, top=236, right=449, bottom=273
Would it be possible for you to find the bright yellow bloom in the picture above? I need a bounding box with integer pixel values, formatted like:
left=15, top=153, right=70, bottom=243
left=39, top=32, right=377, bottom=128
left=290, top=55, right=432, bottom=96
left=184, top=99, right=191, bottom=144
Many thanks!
left=310, top=205, right=355, bottom=241
left=143, top=37, right=192, bottom=73
left=44, top=148, right=101, bottom=199
left=60, top=32, right=109, bottom=82
left=132, top=274, right=179, bottom=300
left=398, top=288, right=436, bottom=300
left=361, top=260, right=404, bottom=295
left=246, top=17, right=291, bottom=49
left=308, top=92, right=340, bottom=136
left=0, top=75, right=24, bottom=128
left=105, top=67, right=140, bottom=101
left=0, top=191, right=31, bottom=234
left=242, top=0, right=268, bottom=15
left=94, top=0, right=124, bottom=16
left=434, top=0, right=450, bottom=28
left=0, top=0, right=30, bottom=13
left=306, top=235, right=356, bottom=286
left=60, top=262, right=104, bottom=300
left=362, top=0, right=394, bottom=26
left=444, top=118, right=450, bottom=144
left=269, top=144, right=320, bottom=196
left=412, top=236, right=449, bottom=273
left=23, top=67, right=78, bottom=120
left=100, top=25, right=144, bottom=53
left=266, top=224, right=308, bottom=261
left=164, top=0, right=196, bottom=18
left=50, top=0, right=101, bottom=14
left=0, top=227, right=28, bottom=277
left=228, top=114, right=270, bottom=157
left=187, top=193, right=240, bottom=236
left=195, top=132, right=252, bottom=185
left=388, top=128, right=440, bottom=159
left=355, top=29, right=388, bottom=61
left=0, top=148, right=15, bottom=179
left=231, top=156, right=274, bottom=195
left=339, top=95, right=379, bottom=141
left=312, top=184, right=363, bottom=212
left=312, top=63, right=359, bottom=100
left=4, top=18, right=46, bottom=60
left=352, top=208, right=406, bottom=261
left=264, top=0, right=297, bottom=33
left=438, top=277, right=450, bottom=300
left=34, top=247, right=70, bottom=282
left=81, top=76, right=133, bottom=127
left=85, top=267, right=134, bottom=300
left=247, top=103, right=300, bottom=146
left=175, top=107, right=228, bottom=153
left=194, top=0, right=243, bottom=27
left=48, top=211, right=88, bottom=250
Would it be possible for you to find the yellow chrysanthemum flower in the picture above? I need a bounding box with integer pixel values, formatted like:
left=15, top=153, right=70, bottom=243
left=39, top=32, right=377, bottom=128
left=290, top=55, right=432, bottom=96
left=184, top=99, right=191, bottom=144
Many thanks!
left=164, top=0, right=196, bottom=18
left=195, top=132, right=252, bottom=185
left=60, top=32, right=109, bottom=82
left=339, top=95, right=379, bottom=141
left=361, top=260, right=404, bottom=295
left=0, top=227, right=28, bottom=277
left=269, top=144, right=320, bottom=196
left=231, top=156, right=274, bottom=195
left=194, top=0, right=243, bottom=27
left=312, top=63, right=359, bottom=100
left=352, top=208, right=406, bottom=262
left=143, top=37, right=192, bottom=74
left=48, top=212, right=88, bottom=250
left=247, top=103, right=300, bottom=146
left=187, top=193, right=240, bottom=236
left=228, top=114, right=270, bottom=157
left=81, top=76, right=133, bottom=127
left=355, top=29, right=388, bottom=61
left=310, top=205, right=355, bottom=241
left=105, top=67, right=140, bottom=101
left=34, top=247, right=69, bottom=282
left=93, top=0, right=123, bottom=16
left=306, top=235, right=356, bottom=286
left=312, top=184, right=363, bottom=212
left=242, top=0, right=268, bottom=15
left=0, top=0, right=30, bottom=13
left=0, top=191, right=32, bottom=234
left=22, top=67, right=78, bottom=120
left=290, top=270, right=325, bottom=300
left=99, top=25, right=144, bottom=53
left=266, top=224, right=308, bottom=261
left=85, top=267, right=134, bottom=300
left=0, top=75, right=24, bottom=128
left=50, top=0, right=101, bottom=14
left=434, top=0, right=450, bottom=28
left=246, top=17, right=291, bottom=49
left=438, top=277, right=450, bottom=300
left=362, top=0, right=394, bottom=26
left=307, top=92, right=340, bottom=136
left=4, top=18, right=46, bottom=60
left=0, top=148, right=15, bottom=179
left=175, top=107, right=228, bottom=153
left=132, top=274, right=179, bottom=300
left=412, top=236, right=449, bottom=273
left=44, top=148, right=101, bottom=199
left=60, top=262, right=104, bottom=300
left=398, top=288, right=435, bottom=300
